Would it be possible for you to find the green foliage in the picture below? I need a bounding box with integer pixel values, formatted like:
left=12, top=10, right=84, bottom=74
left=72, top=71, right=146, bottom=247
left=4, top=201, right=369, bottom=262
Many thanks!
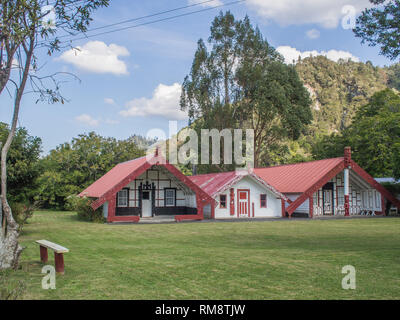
left=381, top=182, right=400, bottom=198
left=36, top=132, right=145, bottom=210
left=385, top=63, right=400, bottom=90
left=354, top=0, right=400, bottom=60
left=313, top=89, right=400, bottom=179
left=0, top=123, right=42, bottom=204
left=296, top=56, right=388, bottom=134
left=66, top=195, right=104, bottom=223
left=181, top=12, right=312, bottom=168
left=9, top=202, right=38, bottom=231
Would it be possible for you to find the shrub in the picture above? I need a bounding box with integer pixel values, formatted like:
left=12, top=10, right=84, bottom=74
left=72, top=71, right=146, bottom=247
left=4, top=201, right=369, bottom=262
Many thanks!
left=66, top=195, right=105, bottom=223
left=9, top=202, right=38, bottom=231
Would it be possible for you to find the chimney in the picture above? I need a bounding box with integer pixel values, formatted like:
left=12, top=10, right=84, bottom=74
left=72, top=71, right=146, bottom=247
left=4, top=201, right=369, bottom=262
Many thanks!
left=344, top=146, right=351, bottom=167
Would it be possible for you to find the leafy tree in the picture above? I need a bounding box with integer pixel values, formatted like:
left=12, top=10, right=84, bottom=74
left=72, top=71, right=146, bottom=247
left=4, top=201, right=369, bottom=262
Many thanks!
left=354, top=0, right=400, bottom=61
left=385, top=63, right=400, bottom=90
left=181, top=12, right=312, bottom=169
left=313, top=89, right=400, bottom=179
left=0, top=0, right=109, bottom=270
left=0, top=123, right=42, bottom=204
left=36, top=132, right=145, bottom=209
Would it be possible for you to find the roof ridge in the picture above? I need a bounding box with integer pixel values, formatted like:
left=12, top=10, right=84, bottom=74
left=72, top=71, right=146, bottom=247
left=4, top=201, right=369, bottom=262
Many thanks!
left=189, top=171, right=237, bottom=178
left=254, top=157, right=344, bottom=170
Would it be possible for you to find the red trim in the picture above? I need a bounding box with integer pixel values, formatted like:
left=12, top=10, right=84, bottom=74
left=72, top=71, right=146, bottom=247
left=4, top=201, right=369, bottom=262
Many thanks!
left=230, top=188, right=235, bottom=216
left=252, top=202, right=255, bottom=218
left=350, top=160, right=400, bottom=209
left=237, top=189, right=250, bottom=217
left=107, top=197, right=116, bottom=223
left=309, top=197, right=313, bottom=218
left=175, top=214, right=203, bottom=222
left=287, top=162, right=345, bottom=215
left=344, top=195, right=350, bottom=216
left=111, top=215, right=140, bottom=223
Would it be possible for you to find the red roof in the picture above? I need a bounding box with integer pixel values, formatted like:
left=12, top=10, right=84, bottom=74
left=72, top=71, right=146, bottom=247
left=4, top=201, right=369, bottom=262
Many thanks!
left=189, top=170, right=287, bottom=200
left=189, top=171, right=241, bottom=197
left=80, top=156, right=148, bottom=198
left=254, top=158, right=344, bottom=193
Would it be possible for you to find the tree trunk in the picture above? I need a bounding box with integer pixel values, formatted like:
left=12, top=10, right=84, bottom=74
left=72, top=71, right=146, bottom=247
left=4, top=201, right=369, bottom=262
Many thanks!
left=0, top=224, right=22, bottom=270
left=0, top=36, right=34, bottom=270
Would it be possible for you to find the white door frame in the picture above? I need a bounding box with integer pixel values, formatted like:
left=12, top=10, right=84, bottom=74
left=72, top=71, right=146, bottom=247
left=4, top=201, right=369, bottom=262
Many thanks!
left=141, top=191, right=152, bottom=217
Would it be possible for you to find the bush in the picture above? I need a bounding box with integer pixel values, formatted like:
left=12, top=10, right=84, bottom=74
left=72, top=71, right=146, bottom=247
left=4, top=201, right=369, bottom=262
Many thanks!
left=9, top=202, right=38, bottom=231
left=66, top=195, right=105, bottom=223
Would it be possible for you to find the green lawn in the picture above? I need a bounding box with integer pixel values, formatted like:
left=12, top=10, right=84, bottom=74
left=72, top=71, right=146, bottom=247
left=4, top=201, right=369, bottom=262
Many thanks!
left=2, top=211, right=400, bottom=300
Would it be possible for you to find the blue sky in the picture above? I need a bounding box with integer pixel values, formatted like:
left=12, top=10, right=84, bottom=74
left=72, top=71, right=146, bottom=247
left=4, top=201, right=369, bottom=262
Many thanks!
left=0, top=0, right=395, bottom=154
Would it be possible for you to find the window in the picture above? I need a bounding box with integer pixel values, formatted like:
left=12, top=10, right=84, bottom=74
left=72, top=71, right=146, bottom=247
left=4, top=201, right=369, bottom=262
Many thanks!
left=220, top=195, right=227, bottom=209
left=117, top=189, right=128, bottom=207
left=260, top=194, right=267, bottom=208
left=142, top=191, right=150, bottom=200
left=165, top=188, right=176, bottom=207
left=375, top=191, right=381, bottom=209
left=337, top=187, right=344, bottom=206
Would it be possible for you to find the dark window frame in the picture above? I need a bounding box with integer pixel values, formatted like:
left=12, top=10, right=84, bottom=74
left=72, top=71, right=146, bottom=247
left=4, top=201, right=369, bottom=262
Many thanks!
left=260, top=194, right=267, bottom=208
left=220, top=194, right=227, bottom=209
left=164, top=188, right=177, bottom=207
left=117, top=188, right=130, bottom=208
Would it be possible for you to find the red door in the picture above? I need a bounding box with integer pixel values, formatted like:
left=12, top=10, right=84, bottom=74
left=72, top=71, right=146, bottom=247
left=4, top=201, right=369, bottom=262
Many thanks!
left=237, top=190, right=250, bottom=217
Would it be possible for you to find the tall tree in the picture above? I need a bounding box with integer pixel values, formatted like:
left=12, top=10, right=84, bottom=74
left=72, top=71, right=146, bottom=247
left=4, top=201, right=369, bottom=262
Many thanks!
left=354, top=0, right=400, bottom=61
left=181, top=12, right=312, bottom=169
left=313, top=89, right=400, bottom=179
left=0, top=0, right=109, bottom=270
left=0, top=123, right=42, bottom=204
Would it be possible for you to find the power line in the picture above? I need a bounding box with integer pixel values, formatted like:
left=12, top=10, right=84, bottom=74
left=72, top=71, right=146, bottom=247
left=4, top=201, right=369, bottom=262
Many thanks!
left=38, top=0, right=246, bottom=47
left=39, top=0, right=226, bottom=44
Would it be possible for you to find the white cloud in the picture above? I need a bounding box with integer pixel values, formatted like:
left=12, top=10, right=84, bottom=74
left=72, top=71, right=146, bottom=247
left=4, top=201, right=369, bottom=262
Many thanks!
left=306, top=29, right=320, bottom=39
left=104, top=119, right=119, bottom=125
left=59, top=41, right=130, bottom=75
left=75, top=114, right=99, bottom=127
left=104, top=98, right=116, bottom=105
left=277, top=46, right=360, bottom=64
left=188, top=0, right=223, bottom=7
left=246, top=0, right=371, bottom=28
left=120, top=83, right=187, bottom=120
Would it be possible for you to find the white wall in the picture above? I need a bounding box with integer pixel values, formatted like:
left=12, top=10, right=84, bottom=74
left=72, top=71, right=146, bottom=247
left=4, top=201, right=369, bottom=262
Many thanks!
left=214, top=176, right=282, bottom=219
left=285, top=193, right=309, bottom=214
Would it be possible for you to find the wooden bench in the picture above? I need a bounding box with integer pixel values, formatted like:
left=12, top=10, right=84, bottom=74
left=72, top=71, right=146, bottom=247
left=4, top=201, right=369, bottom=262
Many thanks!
left=36, top=240, right=69, bottom=275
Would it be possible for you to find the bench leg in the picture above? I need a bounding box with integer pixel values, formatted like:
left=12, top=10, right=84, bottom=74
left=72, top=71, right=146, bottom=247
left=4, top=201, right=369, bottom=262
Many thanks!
left=54, top=253, right=65, bottom=275
left=40, top=246, right=48, bottom=263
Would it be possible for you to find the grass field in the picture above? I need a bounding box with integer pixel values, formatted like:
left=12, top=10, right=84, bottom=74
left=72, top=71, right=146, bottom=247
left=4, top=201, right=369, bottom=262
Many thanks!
left=2, top=211, right=400, bottom=300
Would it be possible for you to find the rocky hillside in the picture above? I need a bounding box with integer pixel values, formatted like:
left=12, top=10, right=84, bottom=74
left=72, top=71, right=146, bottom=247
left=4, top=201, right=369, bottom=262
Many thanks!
left=295, top=56, right=392, bottom=136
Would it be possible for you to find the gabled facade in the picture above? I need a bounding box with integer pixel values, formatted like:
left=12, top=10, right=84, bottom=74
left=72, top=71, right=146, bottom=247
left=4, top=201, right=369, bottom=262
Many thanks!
left=80, top=154, right=215, bottom=223
left=254, top=147, right=400, bottom=218
left=189, top=171, right=288, bottom=219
